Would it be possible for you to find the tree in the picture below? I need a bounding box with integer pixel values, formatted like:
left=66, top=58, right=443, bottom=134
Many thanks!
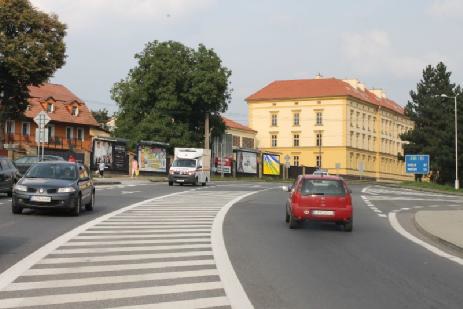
left=111, top=40, right=231, bottom=149
left=92, top=108, right=111, bottom=125
left=0, top=0, right=66, bottom=123
left=401, top=62, right=462, bottom=184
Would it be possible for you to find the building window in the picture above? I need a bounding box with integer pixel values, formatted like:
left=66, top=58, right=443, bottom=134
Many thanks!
left=350, top=131, right=354, bottom=147
left=232, top=135, right=240, bottom=147
left=77, top=128, right=84, bottom=141
left=47, top=103, right=54, bottom=113
left=5, top=120, right=15, bottom=134
left=22, top=122, right=30, bottom=136
left=71, top=106, right=79, bottom=116
left=293, top=134, right=300, bottom=147
left=271, top=134, right=277, bottom=147
left=242, top=137, right=254, bottom=149
left=271, top=114, right=278, bottom=126
left=316, top=155, right=322, bottom=168
left=293, top=156, right=299, bottom=166
left=48, top=124, right=55, bottom=140
left=66, top=127, right=73, bottom=140
left=356, top=112, right=360, bottom=128
left=373, top=117, right=376, bottom=132
left=316, top=133, right=322, bottom=147
left=368, top=115, right=371, bottom=131
left=350, top=110, right=354, bottom=127
left=362, top=113, right=366, bottom=129
left=316, top=112, right=323, bottom=125
left=293, top=113, right=300, bottom=126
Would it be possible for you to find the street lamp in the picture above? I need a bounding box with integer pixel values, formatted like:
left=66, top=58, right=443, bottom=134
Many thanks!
left=440, top=93, right=459, bottom=189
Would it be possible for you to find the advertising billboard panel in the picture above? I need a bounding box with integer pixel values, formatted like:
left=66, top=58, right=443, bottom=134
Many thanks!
left=237, top=151, right=257, bottom=174
left=138, top=145, right=167, bottom=172
left=92, top=138, right=128, bottom=171
left=263, top=154, right=280, bottom=175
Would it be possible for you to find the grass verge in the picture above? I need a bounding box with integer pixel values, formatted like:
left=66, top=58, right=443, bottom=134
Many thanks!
left=400, top=181, right=463, bottom=193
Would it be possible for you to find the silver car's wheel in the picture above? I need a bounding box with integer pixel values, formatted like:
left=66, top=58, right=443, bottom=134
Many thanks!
left=85, top=192, right=95, bottom=211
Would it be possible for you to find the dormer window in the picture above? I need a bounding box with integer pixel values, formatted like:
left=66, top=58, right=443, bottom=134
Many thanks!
left=71, top=106, right=79, bottom=116
left=47, top=103, right=54, bottom=113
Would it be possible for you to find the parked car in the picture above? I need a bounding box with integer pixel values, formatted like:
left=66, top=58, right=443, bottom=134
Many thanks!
left=283, top=175, right=353, bottom=231
left=14, top=155, right=65, bottom=175
left=0, top=157, right=20, bottom=197
left=12, top=161, right=95, bottom=216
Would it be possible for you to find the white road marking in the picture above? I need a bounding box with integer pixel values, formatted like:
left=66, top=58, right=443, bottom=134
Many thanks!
left=54, top=244, right=212, bottom=254
left=388, top=212, right=463, bottom=266
left=106, top=296, right=230, bottom=309
left=4, top=269, right=220, bottom=291
left=62, top=238, right=210, bottom=247
left=73, top=233, right=210, bottom=240
left=0, top=282, right=223, bottom=308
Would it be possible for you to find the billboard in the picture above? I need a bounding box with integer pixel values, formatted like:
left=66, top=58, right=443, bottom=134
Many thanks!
left=237, top=151, right=257, bottom=174
left=138, top=145, right=167, bottom=172
left=263, top=154, right=280, bottom=175
left=92, top=138, right=128, bottom=171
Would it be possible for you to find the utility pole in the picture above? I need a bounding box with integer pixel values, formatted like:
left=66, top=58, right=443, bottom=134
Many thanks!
left=204, top=113, right=210, bottom=149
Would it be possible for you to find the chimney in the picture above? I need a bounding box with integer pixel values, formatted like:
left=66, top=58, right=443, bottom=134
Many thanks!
left=370, top=88, right=387, bottom=99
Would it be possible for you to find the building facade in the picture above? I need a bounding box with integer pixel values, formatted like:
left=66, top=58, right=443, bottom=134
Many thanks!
left=3, top=83, right=99, bottom=164
left=247, top=77, right=414, bottom=180
left=222, top=116, right=257, bottom=150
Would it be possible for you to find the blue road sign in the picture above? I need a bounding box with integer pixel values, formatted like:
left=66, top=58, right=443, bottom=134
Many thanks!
left=405, top=155, right=430, bottom=174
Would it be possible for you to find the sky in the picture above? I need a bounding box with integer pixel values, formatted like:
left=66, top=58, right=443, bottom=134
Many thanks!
left=30, top=0, right=463, bottom=125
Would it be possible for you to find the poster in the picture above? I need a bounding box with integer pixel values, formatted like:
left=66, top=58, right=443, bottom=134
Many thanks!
left=93, top=139, right=113, bottom=168
left=113, top=142, right=127, bottom=171
left=263, top=154, right=280, bottom=175
left=237, top=151, right=257, bottom=174
left=138, top=146, right=167, bottom=172
left=215, top=157, right=232, bottom=174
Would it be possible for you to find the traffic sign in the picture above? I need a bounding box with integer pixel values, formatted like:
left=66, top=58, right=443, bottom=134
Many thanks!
left=284, top=154, right=291, bottom=163
left=34, top=111, right=50, bottom=129
left=35, top=128, right=48, bottom=143
left=405, top=155, right=430, bottom=174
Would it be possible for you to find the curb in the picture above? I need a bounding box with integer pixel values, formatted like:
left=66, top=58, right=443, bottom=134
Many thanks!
left=413, top=213, right=463, bottom=254
left=378, top=182, right=463, bottom=196
left=93, top=181, right=122, bottom=186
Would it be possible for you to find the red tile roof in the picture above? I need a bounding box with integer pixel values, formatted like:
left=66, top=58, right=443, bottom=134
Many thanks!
left=25, top=83, right=99, bottom=126
left=222, top=116, right=257, bottom=133
left=246, top=78, right=404, bottom=115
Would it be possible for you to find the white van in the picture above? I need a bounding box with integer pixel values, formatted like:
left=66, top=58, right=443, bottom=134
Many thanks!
left=168, top=148, right=211, bottom=186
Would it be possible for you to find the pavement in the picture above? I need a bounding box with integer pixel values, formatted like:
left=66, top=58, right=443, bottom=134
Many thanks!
left=414, top=210, right=463, bottom=252
left=93, top=175, right=167, bottom=185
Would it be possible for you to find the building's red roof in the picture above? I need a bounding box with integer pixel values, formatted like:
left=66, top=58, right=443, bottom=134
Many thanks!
left=222, top=116, right=257, bottom=133
left=25, top=83, right=99, bottom=126
left=246, top=78, right=404, bottom=115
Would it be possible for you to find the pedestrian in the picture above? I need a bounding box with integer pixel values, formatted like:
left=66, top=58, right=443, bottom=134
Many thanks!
left=131, top=157, right=138, bottom=177
left=98, top=161, right=105, bottom=177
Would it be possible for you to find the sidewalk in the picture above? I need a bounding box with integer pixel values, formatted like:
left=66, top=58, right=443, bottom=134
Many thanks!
left=414, top=210, right=463, bottom=252
left=93, top=175, right=167, bottom=186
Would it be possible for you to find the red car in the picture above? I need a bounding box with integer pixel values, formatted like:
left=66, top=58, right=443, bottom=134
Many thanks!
left=284, top=175, right=353, bottom=231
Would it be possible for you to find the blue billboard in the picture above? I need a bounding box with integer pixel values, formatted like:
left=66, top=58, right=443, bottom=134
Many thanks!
left=405, top=155, right=430, bottom=174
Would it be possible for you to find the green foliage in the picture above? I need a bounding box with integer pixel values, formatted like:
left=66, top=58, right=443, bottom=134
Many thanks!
left=0, top=0, right=67, bottom=120
left=111, top=40, right=231, bottom=149
left=401, top=62, right=462, bottom=184
left=92, top=108, right=111, bottom=124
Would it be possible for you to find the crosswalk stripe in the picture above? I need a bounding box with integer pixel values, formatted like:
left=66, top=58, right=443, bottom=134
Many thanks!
left=64, top=238, right=210, bottom=246
left=54, top=244, right=212, bottom=254
left=107, top=296, right=230, bottom=309
left=0, top=282, right=223, bottom=308
left=80, top=229, right=211, bottom=234
left=38, top=251, right=213, bottom=264
left=3, top=269, right=219, bottom=291
left=23, top=259, right=215, bottom=276
left=74, top=233, right=210, bottom=239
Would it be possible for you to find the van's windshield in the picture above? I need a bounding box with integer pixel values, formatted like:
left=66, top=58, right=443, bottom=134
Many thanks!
left=172, top=159, right=196, bottom=168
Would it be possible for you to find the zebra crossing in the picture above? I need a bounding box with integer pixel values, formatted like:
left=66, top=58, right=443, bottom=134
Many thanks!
left=0, top=190, right=253, bottom=308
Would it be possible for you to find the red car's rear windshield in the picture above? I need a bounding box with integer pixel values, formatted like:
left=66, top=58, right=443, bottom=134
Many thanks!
left=300, top=179, right=346, bottom=196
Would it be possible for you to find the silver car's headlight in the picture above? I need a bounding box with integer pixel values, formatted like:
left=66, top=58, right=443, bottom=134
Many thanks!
left=57, top=187, right=76, bottom=193
left=14, top=184, right=27, bottom=192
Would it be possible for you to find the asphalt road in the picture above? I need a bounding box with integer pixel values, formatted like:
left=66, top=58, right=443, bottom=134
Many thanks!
left=224, top=183, right=463, bottom=309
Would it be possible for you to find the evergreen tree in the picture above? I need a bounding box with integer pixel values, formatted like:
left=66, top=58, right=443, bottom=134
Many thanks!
left=401, top=62, right=462, bottom=184
left=111, top=40, right=231, bottom=149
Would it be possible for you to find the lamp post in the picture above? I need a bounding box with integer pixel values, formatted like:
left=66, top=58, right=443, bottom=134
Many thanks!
left=441, top=94, right=459, bottom=189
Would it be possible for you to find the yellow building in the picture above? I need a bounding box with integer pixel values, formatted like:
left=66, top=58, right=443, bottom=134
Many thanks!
left=246, top=77, right=414, bottom=180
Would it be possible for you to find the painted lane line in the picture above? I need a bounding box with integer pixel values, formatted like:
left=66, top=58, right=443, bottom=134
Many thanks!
left=4, top=269, right=220, bottom=291
left=378, top=214, right=387, bottom=218
left=212, top=190, right=270, bottom=309
left=0, top=282, right=224, bottom=309
left=0, top=190, right=192, bottom=290
left=38, top=251, right=213, bottom=264
left=23, top=259, right=215, bottom=277
left=388, top=212, right=463, bottom=266
left=105, top=296, right=229, bottom=309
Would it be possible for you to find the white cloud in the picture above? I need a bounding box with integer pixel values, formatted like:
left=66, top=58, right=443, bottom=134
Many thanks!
left=341, top=30, right=440, bottom=79
left=31, top=0, right=215, bottom=29
left=427, top=0, right=463, bottom=18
